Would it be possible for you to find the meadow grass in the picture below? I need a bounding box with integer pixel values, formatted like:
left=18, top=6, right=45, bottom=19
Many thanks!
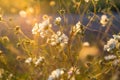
left=0, top=0, right=120, bottom=80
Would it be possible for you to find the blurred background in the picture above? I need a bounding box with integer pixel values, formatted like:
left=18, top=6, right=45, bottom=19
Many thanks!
left=0, top=0, right=120, bottom=14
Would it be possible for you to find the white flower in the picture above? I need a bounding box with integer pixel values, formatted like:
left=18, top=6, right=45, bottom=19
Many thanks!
left=32, top=18, right=52, bottom=38
left=34, top=57, right=44, bottom=66
left=112, top=34, right=120, bottom=49
left=25, top=56, right=45, bottom=66
left=76, top=21, right=81, bottom=27
left=113, top=34, right=120, bottom=40
left=32, top=23, right=40, bottom=34
left=55, top=17, right=61, bottom=24
left=104, top=38, right=117, bottom=51
left=104, top=33, right=120, bottom=52
left=48, top=69, right=64, bottom=80
left=47, top=31, right=68, bottom=47
left=71, top=21, right=82, bottom=36
left=38, top=19, right=52, bottom=38
left=25, top=57, right=32, bottom=64
left=100, top=15, right=109, bottom=26
left=40, top=19, right=50, bottom=28
left=104, top=55, right=117, bottom=60
left=68, top=67, right=80, bottom=79
left=48, top=75, right=54, bottom=80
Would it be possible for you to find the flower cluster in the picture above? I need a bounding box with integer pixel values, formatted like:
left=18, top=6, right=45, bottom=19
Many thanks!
left=47, top=31, right=68, bottom=47
left=71, top=21, right=84, bottom=36
left=48, top=68, right=64, bottom=80
left=104, top=33, right=120, bottom=52
left=104, top=33, right=120, bottom=66
left=104, top=55, right=117, bottom=61
left=113, top=34, right=120, bottom=41
left=25, top=56, right=45, bottom=66
left=32, top=18, right=52, bottom=38
left=67, top=67, right=80, bottom=79
left=25, top=57, right=32, bottom=64
left=104, top=39, right=117, bottom=52
left=55, top=17, right=61, bottom=25
left=104, top=55, right=120, bottom=66
left=100, top=15, right=109, bottom=26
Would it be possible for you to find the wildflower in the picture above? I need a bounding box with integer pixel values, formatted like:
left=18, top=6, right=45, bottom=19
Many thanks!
left=104, top=38, right=117, bottom=52
left=59, top=9, right=65, bottom=15
left=71, top=21, right=83, bottom=36
left=32, top=23, right=40, bottom=34
left=38, top=19, right=52, bottom=38
left=25, top=57, right=32, bottom=64
left=25, top=56, right=45, bottom=66
left=32, top=18, right=52, bottom=38
left=16, top=56, right=22, bottom=61
left=100, top=15, right=109, bottom=26
left=68, top=67, right=80, bottom=79
left=72, top=0, right=80, bottom=8
left=48, top=69, right=64, bottom=80
left=47, top=31, right=68, bottom=47
left=42, top=15, right=49, bottom=20
left=15, top=26, right=20, bottom=31
left=56, top=17, right=61, bottom=22
left=104, top=33, right=120, bottom=52
left=34, top=56, right=44, bottom=66
left=55, top=17, right=61, bottom=25
left=104, top=55, right=117, bottom=61
left=113, top=34, right=120, bottom=41
left=14, top=26, right=21, bottom=34
left=112, top=34, right=120, bottom=49
left=2, top=36, right=9, bottom=42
